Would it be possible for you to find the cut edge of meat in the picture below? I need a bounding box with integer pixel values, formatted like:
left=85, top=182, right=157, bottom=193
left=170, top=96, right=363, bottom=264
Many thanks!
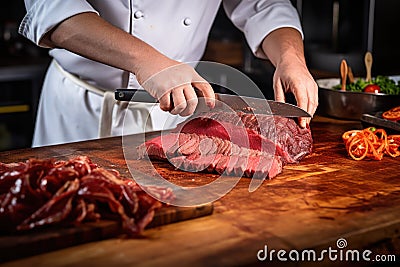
left=138, top=111, right=312, bottom=181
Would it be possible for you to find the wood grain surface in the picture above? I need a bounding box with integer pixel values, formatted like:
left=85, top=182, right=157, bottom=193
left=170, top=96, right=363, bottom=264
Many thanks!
left=0, top=116, right=399, bottom=267
left=0, top=204, right=213, bottom=263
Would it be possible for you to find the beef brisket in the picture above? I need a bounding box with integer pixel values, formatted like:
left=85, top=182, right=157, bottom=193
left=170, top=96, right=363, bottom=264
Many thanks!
left=173, top=112, right=312, bottom=163
left=137, top=111, right=313, bottom=179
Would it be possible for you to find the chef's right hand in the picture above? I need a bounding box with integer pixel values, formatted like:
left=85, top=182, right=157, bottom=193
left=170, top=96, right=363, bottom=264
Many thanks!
left=134, top=54, right=215, bottom=117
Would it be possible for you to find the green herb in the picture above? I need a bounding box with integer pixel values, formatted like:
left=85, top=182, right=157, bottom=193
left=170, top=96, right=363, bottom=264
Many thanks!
left=333, top=76, right=400, bottom=95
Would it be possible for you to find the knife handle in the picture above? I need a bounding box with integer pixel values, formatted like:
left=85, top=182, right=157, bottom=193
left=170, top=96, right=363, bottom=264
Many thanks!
left=115, top=88, right=205, bottom=102
left=115, top=89, right=158, bottom=103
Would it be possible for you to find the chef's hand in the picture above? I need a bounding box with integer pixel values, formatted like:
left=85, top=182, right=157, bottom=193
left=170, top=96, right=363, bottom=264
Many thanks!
left=273, top=56, right=318, bottom=128
left=134, top=53, right=215, bottom=117
left=261, top=27, right=318, bottom=128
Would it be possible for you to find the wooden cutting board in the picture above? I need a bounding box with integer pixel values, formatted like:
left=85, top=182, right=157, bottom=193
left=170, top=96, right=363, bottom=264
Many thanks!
left=2, top=117, right=398, bottom=265
left=0, top=203, right=213, bottom=263
left=1, top=117, right=400, bottom=267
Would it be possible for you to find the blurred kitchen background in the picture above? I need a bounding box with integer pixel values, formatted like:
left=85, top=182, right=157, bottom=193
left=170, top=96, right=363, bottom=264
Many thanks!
left=1, top=0, right=400, bottom=151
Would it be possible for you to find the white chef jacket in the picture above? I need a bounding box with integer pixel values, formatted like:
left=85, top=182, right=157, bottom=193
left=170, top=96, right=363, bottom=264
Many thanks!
left=19, top=0, right=303, bottom=147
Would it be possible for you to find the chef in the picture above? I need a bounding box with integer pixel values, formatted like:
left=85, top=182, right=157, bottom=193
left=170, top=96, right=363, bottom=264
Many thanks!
left=19, top=0, right=318, bottom=147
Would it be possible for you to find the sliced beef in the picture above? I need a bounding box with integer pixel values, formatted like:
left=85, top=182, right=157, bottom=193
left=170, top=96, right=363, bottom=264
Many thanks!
left=137, top=133, right=179, bottom=159
left=178, top=134, right=200, bottom=156
left=198, top=137, right=216, bottom=155
left=168, top=153, right=283, bottom=179
left=139, top=133, right=284, bottom=179
left=174, top=112, right=313, bottom=163
left=138, top=111, right=313, bottom=180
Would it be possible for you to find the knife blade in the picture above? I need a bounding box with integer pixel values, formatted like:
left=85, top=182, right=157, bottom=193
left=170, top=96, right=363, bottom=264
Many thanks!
left=114, top=89, right=311, bottom=118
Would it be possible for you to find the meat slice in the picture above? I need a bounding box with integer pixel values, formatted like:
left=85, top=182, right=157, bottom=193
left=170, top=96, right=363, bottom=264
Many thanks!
left=137, top=133, right=178, bottom=159
left=207, top=154, right=222, bottom=172
left=169, top=155, right=186, bottom=170
left=198, top=137, right=216, bottom=156
left=225, top=155, right=240, bottom=174
left=253, top=155, right=283, bottom=179
left=215, top=155, right=230, bottom=174
left=167, top=153, right=282, bottom=179
left=177, top=134, right=200, bottom=156
left=232, top=155, right=248, bottom=177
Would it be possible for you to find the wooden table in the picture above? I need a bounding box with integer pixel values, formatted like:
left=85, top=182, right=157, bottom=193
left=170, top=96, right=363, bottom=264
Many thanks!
left=1, top=117, right=399, bottom=267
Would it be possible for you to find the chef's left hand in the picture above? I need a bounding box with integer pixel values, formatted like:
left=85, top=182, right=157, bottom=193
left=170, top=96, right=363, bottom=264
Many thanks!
left=261, top=27, right=318, bottom=128
left=272, top=55, right=318, bottom=128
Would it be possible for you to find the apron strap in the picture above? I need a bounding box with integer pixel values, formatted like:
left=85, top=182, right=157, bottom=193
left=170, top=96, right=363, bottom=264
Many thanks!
left=53, top=60, right=107, bottom=96
left=99, top=91, right=115, bottom=137
left=53, top=60, right=115, bottom=138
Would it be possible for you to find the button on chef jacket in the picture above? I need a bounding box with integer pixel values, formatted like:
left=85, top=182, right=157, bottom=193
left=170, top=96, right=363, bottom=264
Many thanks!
left=19, top=0, right=303, bottom=147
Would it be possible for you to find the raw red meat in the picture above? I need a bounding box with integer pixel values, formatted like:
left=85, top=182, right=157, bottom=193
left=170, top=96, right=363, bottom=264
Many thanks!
left=0, top=156, right=173, bottom=235
left=174, top=112, right=312, bottom=163
left=138, top=111, right=313, bottom=179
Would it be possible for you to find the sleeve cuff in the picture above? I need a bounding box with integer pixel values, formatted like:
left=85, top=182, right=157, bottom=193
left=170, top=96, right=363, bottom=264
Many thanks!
left=19, top=0, right=98, bottom=47
left=224, top=0, right=303, bottom=59
left=244, top=2, right=303, bottom=59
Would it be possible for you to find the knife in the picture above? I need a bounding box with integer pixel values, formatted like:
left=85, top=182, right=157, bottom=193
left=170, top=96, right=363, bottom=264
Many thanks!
left=114, top=89, right=311, bottom=118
